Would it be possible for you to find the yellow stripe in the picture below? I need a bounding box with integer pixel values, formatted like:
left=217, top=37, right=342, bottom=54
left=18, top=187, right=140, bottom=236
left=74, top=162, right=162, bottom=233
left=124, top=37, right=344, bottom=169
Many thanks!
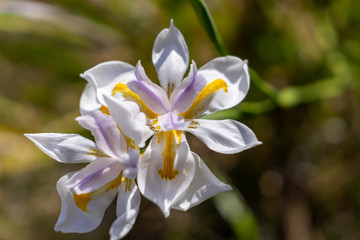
left=112, top=83, right=158, bottom=119
left=158, top=130, right=179, bottom=181
left=179, top=79, right=227, bottom=119
left=100, top=105, right=110, bottom=115
left=87, top=149, right=109, bottom=157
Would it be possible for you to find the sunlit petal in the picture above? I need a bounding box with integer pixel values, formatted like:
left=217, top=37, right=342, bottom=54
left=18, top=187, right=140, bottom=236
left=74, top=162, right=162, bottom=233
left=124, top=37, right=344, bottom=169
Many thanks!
left=173, top=153, right=232, bottom=211
left=110, top=180, right=140, bottom=240
left=80, top=61, right=135, bottom=106
left=24, top=133, right=97, bottom=163
left=152, top=19, right=189, bottom=95
left=137, top=132, right=196, bottom=217
left=55, top=172, right=118, bottom=233
left=187, top=119, right=261, bottom=154
left=195, top=56, right=250, bottom=115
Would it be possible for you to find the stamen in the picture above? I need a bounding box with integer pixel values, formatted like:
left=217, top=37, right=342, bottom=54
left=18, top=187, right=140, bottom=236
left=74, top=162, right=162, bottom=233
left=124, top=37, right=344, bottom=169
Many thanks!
left=180, top=79, right=227, bottom=119
left=112, top=83, right=159, bottom=119
left=187, top=120, right=200, bottom=129
left=158, top=131, right=179, bottom=180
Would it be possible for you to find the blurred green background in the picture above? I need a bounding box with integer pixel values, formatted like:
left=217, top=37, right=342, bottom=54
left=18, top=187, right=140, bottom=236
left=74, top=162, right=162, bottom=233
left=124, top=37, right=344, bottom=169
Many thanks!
left=0, top=0, right=359, bottom=239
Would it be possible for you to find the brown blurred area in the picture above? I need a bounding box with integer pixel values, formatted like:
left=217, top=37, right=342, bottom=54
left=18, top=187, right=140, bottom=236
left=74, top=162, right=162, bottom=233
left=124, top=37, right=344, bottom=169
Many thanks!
left=0, top=0, right=360, bottom=239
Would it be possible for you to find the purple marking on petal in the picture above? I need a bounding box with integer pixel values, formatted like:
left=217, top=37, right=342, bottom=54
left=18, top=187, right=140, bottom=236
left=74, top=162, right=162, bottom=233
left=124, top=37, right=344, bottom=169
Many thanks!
left=127, top=62, right=169, bottom=114
left=67, top=160, right=122, bottom=194
left=77, top=111, right=125, bottom=157
left=158, top=112, right=190, bottom=131
left=170, top=61, right=206, bottom=114
left=69, top=163, right=112, bottom=189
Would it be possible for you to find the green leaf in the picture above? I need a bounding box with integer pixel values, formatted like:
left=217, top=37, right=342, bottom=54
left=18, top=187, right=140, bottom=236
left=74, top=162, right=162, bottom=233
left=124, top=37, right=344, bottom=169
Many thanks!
left=189, top=0, right=228, bottom=56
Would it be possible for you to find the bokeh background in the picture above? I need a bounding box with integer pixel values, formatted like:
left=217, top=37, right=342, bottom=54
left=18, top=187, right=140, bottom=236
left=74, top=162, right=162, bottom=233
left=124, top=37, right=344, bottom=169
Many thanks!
left=0, top=0, right=359, bottom=239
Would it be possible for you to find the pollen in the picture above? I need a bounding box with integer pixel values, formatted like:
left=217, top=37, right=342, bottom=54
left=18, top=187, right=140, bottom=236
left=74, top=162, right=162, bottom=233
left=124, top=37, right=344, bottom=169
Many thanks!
left=180, top=79, right=227, bottom=119
left=158, top=130, right=179, bottom=180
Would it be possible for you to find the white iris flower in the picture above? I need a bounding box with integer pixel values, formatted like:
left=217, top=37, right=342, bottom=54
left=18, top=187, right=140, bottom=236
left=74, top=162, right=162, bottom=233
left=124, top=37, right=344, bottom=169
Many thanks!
left=79, top=20, right=261, bottom=218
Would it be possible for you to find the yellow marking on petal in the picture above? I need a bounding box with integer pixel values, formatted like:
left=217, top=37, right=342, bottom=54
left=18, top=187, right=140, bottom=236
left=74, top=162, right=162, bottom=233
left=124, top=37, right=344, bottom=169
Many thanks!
left=158, top=130, right=179, bottom=181
left=105, top=170, right=124, bottom=192
left=73, top=193, right=92, bottom=212
left=157, top=131, right=164, bottom=144
left=88, top=149, right=109, bottom=157
left=73, top=170, right=124, bottom=212
left=100, top=105, right=110, bottom=115
left=125, top=178, right=132, bottom=192
left=112, top=83, right=159, bottom=119
left=175, top=130, right=182, bottom=144
left=179, top=79, right=228, bottom=119
left=118, top=128, right=138, bottom=150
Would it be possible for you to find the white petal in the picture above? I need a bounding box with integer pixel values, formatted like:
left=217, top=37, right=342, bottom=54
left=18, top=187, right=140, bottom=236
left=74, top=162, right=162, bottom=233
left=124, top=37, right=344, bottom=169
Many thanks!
left=187, top=119, right=261, bottom=154
left=110, top=180, right=140, bottom=240
left=173, top=153, right=232, bottom=211
left=55, top=172, right=118, bottom=233
left=80, top=83, right=101, bottom=116
left=76, top=111, right=127, bottom=157
left=152, top=20, right=189, bottom=94
left=80, top=61, right=135, bottom=106
left=137, top=132, right=195, bottom=217
left=24, top=133, right=97, bottom=163
left=67, top=158, right=123, bottom=194
left=104, top=95, right=154, bottom=148
left=197, top=56, right=250, bottom=115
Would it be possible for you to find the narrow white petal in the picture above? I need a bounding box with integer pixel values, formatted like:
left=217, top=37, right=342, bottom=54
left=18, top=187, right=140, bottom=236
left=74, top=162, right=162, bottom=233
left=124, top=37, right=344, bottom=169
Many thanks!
left=197, top=56, right=250, bottom=115
left=152, top=20, right=189, bottom=94
left=55, top=172, right=118, bottom=233
left=187, top=119, right=261, bottom=154
left=110, top=180, right=140, bottom=240
left=80, top=61, right=135, bottom=106
left=24, top=133, right=97, bottom=163
left=104, top=95, right=154, bottom=148
left=137, top=132, right=196, bottom=217
left=173, top=153, right=232, bottom=211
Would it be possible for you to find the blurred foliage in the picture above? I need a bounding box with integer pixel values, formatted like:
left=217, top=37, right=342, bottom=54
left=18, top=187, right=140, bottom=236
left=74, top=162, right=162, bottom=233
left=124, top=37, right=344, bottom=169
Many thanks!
left=0, top=0, right=360, bottom=239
